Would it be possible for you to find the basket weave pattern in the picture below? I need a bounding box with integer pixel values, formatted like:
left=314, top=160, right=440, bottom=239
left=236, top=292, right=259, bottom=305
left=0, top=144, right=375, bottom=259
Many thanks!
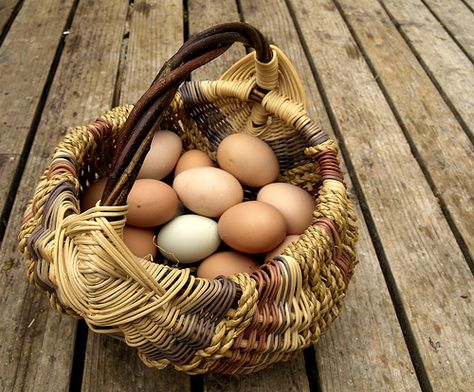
left=18, top=40, right=358, bottom=374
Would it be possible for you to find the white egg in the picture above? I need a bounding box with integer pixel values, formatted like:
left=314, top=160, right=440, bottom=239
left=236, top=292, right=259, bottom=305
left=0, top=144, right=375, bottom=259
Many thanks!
left=156, top=214, right=221, bottom=264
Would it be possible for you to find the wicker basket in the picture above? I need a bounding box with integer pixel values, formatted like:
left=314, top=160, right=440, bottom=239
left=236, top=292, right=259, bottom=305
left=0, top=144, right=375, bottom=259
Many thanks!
left=18, top=23, right=358, bottom=374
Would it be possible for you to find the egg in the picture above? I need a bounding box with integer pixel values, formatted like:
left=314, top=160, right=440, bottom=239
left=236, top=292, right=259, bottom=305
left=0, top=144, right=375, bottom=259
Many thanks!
left=156, top=214, right=221, bottom=264
left=122, top=225, right=157, bottom=259
left=80, top=178, right=107, bottom=210
left=257, top=182, right=314, bottom=235
left=137, top=130, right=182, bottom=180
left=126, top=179, right=179, bottom=227
left=174, top=149, right=213, bottom=175
left=173, top=167, right=243, bottom=218
left=218, top=201, right=287, bottom=254
left=197, top=251, right=260, bottom=279
left=216, top=133, right=279, bottom=187
left=265, top=235, right=300, bottom=261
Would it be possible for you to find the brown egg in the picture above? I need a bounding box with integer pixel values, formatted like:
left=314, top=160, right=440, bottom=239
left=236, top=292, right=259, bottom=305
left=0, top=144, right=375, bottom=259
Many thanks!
left=122, top=225, right=157, bottom=259
left=216, top=133, right=279, bottom=187
left=197, top=251, right=260, bottom=279
left=174, top=149, right=213, bottom=176
left=80, top=178, right=107, bottom=211
left=265, top=235, right=300, bottom=261
left=126, top=179, right=179, bottom=227
left=257, top=182, right=314, bottom=235
left=137, top=130, right=182, bottom=180
left=173, top=167, right=243, bottom=218
left=218, top=201, right=287, bottom=254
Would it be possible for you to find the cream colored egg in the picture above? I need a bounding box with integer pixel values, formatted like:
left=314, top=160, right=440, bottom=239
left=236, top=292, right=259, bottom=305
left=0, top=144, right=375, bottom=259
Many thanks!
left=137, top=130, right=182, bottom=180
left=156, top=214, right=221, bottom=264
left=216, top=133, right=279, bottom=187
left=197, top=251, right=260, bottom=279
left=173, top=167, right=243, bottom=218
left=257, top=182, right=314, bottom=235
left=174, top=149, right=213, bottom=176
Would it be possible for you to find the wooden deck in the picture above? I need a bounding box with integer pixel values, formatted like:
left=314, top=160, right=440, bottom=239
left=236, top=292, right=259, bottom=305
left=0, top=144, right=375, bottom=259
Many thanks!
left=0, top=0, right=473, bottom=391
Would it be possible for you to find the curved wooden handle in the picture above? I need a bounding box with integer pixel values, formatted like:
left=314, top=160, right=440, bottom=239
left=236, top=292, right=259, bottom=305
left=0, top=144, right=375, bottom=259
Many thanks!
left=101, top=23, right=272, bottom=207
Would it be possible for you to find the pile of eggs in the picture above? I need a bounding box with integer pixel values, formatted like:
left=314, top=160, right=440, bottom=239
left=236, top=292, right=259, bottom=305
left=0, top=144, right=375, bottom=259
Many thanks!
left=81, top=130, right=314, bottom=279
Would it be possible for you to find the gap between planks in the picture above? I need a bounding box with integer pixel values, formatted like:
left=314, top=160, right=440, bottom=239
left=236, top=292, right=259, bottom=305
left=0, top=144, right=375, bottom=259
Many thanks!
left=334, top=0, right=474, bottom=273
left=1, top=0, right=130, bottom=390
left=243, top=0, right=420, bottom=391
left=421, top=0, right=474, bottom=64
left=378, top=0, right=474, bottom=143
left=188, top=1, right=313, bottom=389
left=0, top=0, right=79, bottom=242
left=0, top=0, right=24, bottom=47
left=289, top=0, right=474, bottom=390
left=79, top=1, right=190, bottom=390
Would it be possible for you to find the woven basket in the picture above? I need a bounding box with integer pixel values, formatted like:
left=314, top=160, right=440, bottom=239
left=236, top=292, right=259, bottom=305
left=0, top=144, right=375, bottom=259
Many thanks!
left=18, top=23, right=358, bottom=374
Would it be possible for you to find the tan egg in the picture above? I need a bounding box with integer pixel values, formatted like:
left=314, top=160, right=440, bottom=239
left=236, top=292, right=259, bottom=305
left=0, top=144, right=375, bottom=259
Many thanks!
left=197, top=251, right=260, bottom=279
left=216, top=133, right=279, bottom=187
left=127, top=179, right=179, bottom=227
left=174, top=149, right=213, bottom=176
left=173, top=167, right=243, bottom=218
left=257, top=182, right=314, bottom=235
left=137, top=130, right=182, bottom=180
left=265, top=235, right=300, bottom=261
left=122, top=225, right=157, bottom=259
left=80, top=178, right=107, bottom=211
left=218, top=201, right=287, bottom=254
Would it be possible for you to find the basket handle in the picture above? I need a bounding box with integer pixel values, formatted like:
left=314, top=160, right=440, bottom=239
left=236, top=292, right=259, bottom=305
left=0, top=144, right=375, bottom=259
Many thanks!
left=101, top=22, right=272, bottom=207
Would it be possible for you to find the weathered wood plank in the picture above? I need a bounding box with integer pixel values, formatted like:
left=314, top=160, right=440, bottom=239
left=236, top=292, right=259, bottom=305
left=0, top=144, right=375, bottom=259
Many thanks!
left=380, top=0, right=474, bottom=136
left=0, top=0, right=129, bottom=390
left=204, top=355, right=310, bottom=392
left=240, top=1, right=420, bottom=390
left=292, top=0, right=474, bottom=390
left=0, top=0, right=74, bottom=231
left=189, top=2, right=310, bottom=390
left=336, top=0, right=474, bottom=281
left=119, top=0, right=184, bottom=105
left=83, top=335, right=189, bottom=391
left=80, top=2, right=190, bottom=390
left=0, top=0, right=21, bottom=37
left=423, top=0, right=474, bottom=60
left=188, top=0, right=245, bottom=81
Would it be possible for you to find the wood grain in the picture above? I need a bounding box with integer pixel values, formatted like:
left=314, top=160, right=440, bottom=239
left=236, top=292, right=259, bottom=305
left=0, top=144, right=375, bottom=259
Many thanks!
left=204, top=355, right=310, bottom=392
left=0, top=0, right=74, bottom=230
left=381, top=0, right=474, bottom=136
left=82, top=335, right=188, bottom=392
left=188, top=0, right=245, bottom=81
left=0, top=0, right=129, bottom=390
left=336, top=0, right=474, bottom=278
left=423, top=0, right=474, bottom=60
left=239, top=1, right=420, bottom=391
left=80, top=2, right=191, bottom=390
left=293, top=0, right=474, bottom=390
left=119, top=0, right=184, bottom=105
left=0, top=0, right=21, bottom=36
